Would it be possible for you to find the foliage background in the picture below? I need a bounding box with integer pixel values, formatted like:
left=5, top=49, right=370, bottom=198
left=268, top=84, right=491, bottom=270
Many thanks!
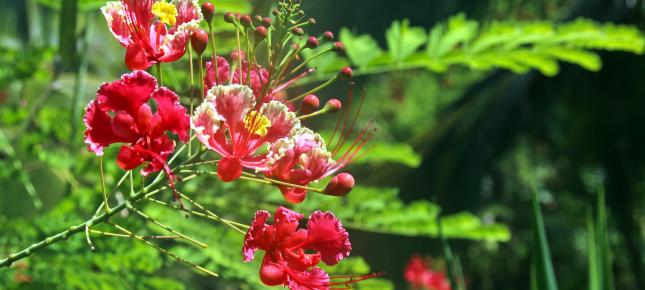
left=2, top=0, right=645, bottom=289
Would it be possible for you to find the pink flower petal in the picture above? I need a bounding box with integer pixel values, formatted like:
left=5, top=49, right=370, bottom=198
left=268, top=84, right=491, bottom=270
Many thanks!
left=243, top=210, right=271, bottom=262
left=305, top=211, right=351, bottom=265
left=152, top=87, right=190, bottom=142
left=100, top=2, right=131, bottom=47
left=96, top=70, right=157, bottom=116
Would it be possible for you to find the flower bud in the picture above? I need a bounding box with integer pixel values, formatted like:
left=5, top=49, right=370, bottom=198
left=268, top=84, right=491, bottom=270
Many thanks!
left=190, top=29, right=209, bottom=55
left=324, top=173, right=355, bottom=196
left=255, top=26, right=268, bottom=41
left=332, top=41, right=344, bottom=53
left=300, top=95, right=320, bottom=114
left=224, top=12, right=235, bottom=23
left=339, top=66, right=353, bottom=80
left=306, top=36, right=319, bottom=49
left=230, top=49, right=245, bottom=61
left=201, top=2, right=215, bottom=23
left=291, top=27, right=304, bottom=36
left=323, top=31, right=334, bottom=40
left=240, top=14, right=252, bottom=28
left=254, top=15, right=263, bottom=23
left=308, top=17, right=317, bottom=24
left=324, top=98, right=342, bottom=113
left=262, top=17, right=272, bottom=27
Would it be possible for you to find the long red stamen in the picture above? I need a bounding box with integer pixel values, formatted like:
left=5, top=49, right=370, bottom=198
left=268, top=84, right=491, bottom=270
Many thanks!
left=328, top=83, right=354, bottom=149
left=332, top=87, right=365, bottom=157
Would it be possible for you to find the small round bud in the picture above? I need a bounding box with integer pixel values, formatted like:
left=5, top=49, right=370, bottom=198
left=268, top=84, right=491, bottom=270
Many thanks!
left=324, top=98, right=342, bottom=113
left=324, top=173, right=355, bottom=196
left=224, top=12, right=235, bottom=23
left=255, top=26, right=268, bottom=41
left=291, top=43, right=300, bottom=50
left=262, top=17, right=272, bottom=27
left=201, top=2, right=215, bottom=23
left=254, top=15, right=263, bottom=23
left=339, top=66, right=353, bottom=80
left=272, top=9, right=279, bottom=16
left=300, top=95, right=320, bottom=114
left=332, top=41, right=344, bottom=53
left=306, top=36, right=319, bottom=49
left=291, top=27, right=304, bottom=36
left=308, top=18, right=317, bottom=24
left=230, top=49, right=245, bottom=61
left=190, top=29, right=209, bottom=55
left=240, top=15, right=252, bottom=28
left=323, top=31, right=334, bottom=40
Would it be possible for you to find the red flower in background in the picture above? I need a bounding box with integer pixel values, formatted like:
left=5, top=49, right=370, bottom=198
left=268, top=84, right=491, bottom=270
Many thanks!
left=204, top=56, right=312, bottom=104
left=242, top=207, right=352, bottom=289
left=84, top=70, right=189, bottom=176
left=404, top=255, right=452, bottom=290
left=191, top=84, right=300, bottom=181
left=101, top=0, right=202, bottom=70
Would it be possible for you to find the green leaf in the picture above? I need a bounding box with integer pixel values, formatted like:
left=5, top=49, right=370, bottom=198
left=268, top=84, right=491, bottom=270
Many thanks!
left=339, top=28, right=384, bottom=68
left=352, top=142, right=422, bottom=168
left=294, top=186, right=511, bottom=241
left=385, top=19, right=426, bottom=64
left=427, top=14, right=478, bottom=58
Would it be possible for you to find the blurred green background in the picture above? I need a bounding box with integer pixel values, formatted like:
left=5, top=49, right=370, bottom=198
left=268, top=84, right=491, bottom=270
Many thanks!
left=2, top=0, right=645, bottom=289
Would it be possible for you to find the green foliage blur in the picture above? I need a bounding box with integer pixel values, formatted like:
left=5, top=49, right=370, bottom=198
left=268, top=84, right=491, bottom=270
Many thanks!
left=2, top=0, right=645, bottom=289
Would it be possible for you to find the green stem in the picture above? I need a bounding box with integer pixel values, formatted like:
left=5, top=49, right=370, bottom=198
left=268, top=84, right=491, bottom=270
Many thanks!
left=127, top=204, right=208, bottom=249
left=99, top=156, right=110, bottom=214
left=110, top=223, right=218, bottom=277
left=156, top=63, right=163, bottom=85
left=188, top=42, right=195, bottom=157
left=91, top=230, right=179, bottom=239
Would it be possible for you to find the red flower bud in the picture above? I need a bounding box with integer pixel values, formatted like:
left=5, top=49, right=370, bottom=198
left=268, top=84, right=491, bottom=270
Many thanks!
left=255, top=26, right=268, bottom=41
left=324, top=173, right=355, bottom=196
left=323, top=31, right=334, bottom=40
left=333, top=41, right=345, bottom=53
left=190, top=29, right=209, bottom=55
left=230, top=49, right=245, bottom=61
left=224, top=12, right=235, bottom=23
left=240, top=15, right=252, bottom=28
left=262, top=17, right=272, bottom=27
left=300, top=95, right=320, bottom=114
left=339, top=66, right=353, bottom=80
left=201, top=2, right=215, bottom=23
left=306, top=36, right=319, bottom=49
left=324, top=98, right=342, bottom=113
left=291, top=27, right=304, bottom=36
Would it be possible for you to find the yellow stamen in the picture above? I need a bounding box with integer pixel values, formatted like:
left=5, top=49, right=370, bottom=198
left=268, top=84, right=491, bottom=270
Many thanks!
left=244, top=111, right=271, bottom=137
left=152, top=1, right=178, bottom=26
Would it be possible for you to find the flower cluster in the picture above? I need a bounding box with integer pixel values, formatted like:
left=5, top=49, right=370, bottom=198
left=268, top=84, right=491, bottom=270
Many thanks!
left=88, top=0, right=378, bottom=288
left=404, top=256, right=452, bottom=290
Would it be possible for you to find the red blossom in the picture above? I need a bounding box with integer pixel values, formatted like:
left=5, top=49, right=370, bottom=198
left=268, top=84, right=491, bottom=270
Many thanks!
left=191, top=85, right=300, bottom=181
left=84, top=70, right=189, bottom=176
left=404, top=256, right=452, bottom=290
left=242, top=207, right=352, bottom=289
left=101, top=0, right=202, bottom=70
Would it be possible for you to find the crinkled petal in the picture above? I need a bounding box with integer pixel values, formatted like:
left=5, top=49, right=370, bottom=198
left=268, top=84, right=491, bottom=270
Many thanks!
left=207, top=84, right=255, bottom=128
left=204, top=57, right=231, bottom=91
left=261, top=101, right=299, bottom=143
left=101, top=1, right=131, bottom=46
left=84, top=100, right=119, bottom=156
left=300, top=148, right=335, bottom=181
left=97, top=70, right=157, bottom=116
left=158, top=22, right=195, bottom=64
left=243, top=210, right=272, bottom=262
left=173, top=0, right=202, bottom=26
left=152, top=87, right=190, bottom=142
left=286, top=267, right=330, bottom=290
left=191, top=100, right=225, bottom=151
left=305, top=211, right=351, bottom=265
left=125, top=42, right=153, bottom=70
left=274, top=207, right=304, bottom=242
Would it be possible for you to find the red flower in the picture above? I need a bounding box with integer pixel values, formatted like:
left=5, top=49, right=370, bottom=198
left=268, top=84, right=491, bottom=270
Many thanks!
left=404, top=256, right=452, bottom=290
left=191, top=84, right=300, bottom=181
left=263, top=92, right=372, bottom=204
left=101, top=0, right=202, bottom=70
left=84, top=70, right=189, bottom=176
left=242, top=207, right=352, bottom=289
left=204, top=56, right=312, bottom=104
